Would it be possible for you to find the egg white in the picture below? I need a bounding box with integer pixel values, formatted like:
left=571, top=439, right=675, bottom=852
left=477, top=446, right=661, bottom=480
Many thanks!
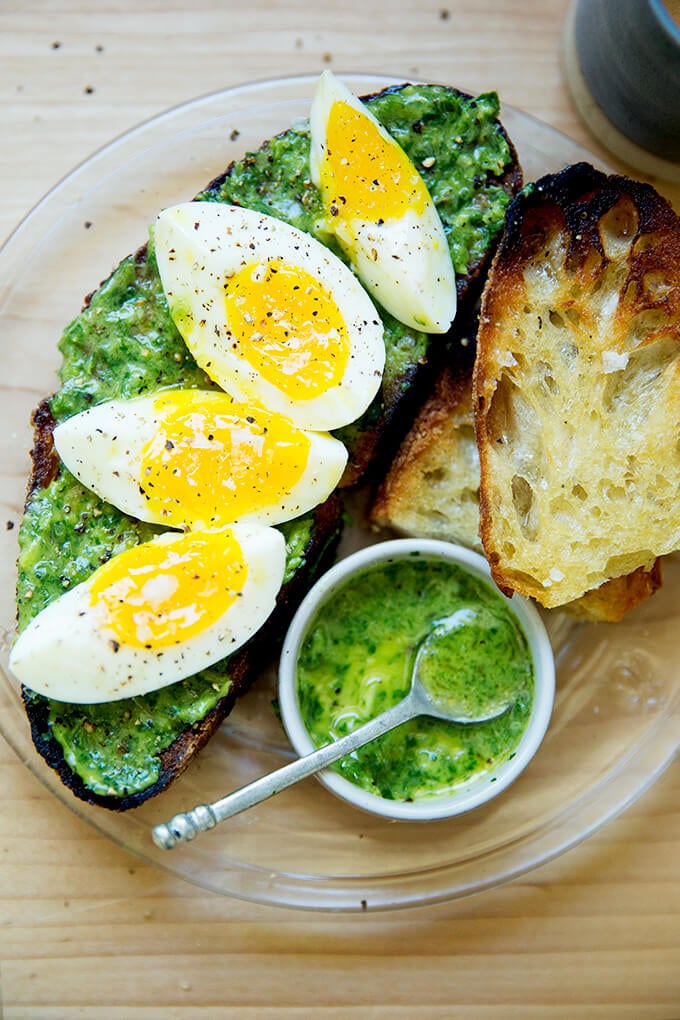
left=53, top=391, right=348, bottom=531
left=153, top=202, right=385, bottom=432
left=9, top=524, right=286, bottom=703
left=309, top=71, right=456, bottom=334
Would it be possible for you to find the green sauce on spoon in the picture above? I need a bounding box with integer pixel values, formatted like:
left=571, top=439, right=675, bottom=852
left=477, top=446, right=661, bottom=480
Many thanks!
left=297, top=556, right=535, bottom=802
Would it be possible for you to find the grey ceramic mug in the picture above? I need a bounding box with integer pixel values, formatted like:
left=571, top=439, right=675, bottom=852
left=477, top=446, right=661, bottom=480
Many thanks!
left=564, top=0, right=680, bottom=180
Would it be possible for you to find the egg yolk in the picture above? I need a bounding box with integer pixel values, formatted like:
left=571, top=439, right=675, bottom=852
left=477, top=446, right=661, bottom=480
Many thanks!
left=318, top=100, right=429, bottom=228
left=224, top=258, right=350, bottom=400
left=89, top=530, right=246, bottom=649
left=138, top=391, right=311, bottom=527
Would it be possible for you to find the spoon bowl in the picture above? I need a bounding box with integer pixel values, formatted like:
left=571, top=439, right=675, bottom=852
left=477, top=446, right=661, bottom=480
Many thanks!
left=413, top=605, right=528, bottom=722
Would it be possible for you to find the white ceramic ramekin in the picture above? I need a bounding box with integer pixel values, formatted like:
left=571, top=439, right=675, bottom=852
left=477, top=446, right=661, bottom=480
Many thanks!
left=278, top=539, right=555, bottom=821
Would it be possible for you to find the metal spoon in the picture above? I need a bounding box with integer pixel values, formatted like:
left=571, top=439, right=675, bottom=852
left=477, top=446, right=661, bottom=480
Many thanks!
left=151, top=607, right=517, bottom=850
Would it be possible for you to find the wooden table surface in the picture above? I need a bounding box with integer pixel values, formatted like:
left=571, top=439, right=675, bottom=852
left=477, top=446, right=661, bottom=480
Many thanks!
left=1, top=2, right=678, bottom=1016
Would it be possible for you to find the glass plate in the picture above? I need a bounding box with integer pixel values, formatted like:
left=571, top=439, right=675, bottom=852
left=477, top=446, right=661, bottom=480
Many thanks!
left=0, top=74, right=678, bottom=912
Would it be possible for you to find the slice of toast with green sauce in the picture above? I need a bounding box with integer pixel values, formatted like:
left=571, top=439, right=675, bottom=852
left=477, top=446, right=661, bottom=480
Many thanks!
left=15, top=82, right=521, bottom=810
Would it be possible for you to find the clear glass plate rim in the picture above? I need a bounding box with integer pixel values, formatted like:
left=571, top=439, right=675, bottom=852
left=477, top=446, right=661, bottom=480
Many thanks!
left=115, top=720, right=676, bottom=914
left=1, top=71, right=677, bottom=912
left=0, top=70, right=601, bottom=256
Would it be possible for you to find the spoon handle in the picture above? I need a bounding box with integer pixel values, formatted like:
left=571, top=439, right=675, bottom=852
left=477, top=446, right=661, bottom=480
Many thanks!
left=152, top=696, right=416, bottom=850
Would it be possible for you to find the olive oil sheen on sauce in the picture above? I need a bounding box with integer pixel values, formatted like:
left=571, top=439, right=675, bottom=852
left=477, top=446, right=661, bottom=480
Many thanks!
left=296, top=555, right=534, bottom=803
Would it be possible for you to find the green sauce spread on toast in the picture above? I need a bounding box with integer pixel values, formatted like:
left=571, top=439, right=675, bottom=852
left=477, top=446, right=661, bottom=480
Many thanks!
left=16, top=84, right=515, bottom=803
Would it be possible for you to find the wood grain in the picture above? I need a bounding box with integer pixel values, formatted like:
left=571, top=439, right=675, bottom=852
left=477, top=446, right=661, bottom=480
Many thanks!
left=0, top=2, right=678, bottom=1017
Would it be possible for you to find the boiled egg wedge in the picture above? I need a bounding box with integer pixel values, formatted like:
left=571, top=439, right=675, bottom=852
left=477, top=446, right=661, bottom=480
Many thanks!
left=9, top=524, right=286, bottom=703
left=154, top=202, right=385, bottom=432
left=309, top=71, right=456, bottom=334
left=53, top=389, right=347, bottom=531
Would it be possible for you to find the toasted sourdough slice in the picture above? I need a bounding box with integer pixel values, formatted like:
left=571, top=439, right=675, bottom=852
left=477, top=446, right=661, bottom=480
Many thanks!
left=473, top=162, right=680, bottom=609
left=370, top=335, right=662, bottom=620
left=16, top=82, right=522, bottom=810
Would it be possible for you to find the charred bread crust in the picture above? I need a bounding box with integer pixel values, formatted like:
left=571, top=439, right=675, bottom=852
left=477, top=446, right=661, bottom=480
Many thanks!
left=474, top=162, right=680, bottom=608
left=22, top=653, right=242, bottom=812
left=22, top=494, right=343, bottom=811
left=28, top=399, right=60, bottom=495
left=496, top=162, right=680, bottom=265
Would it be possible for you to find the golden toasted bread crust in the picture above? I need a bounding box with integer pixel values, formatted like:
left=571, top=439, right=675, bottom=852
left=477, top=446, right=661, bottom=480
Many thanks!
left=371, top=316, right=662, bottom=622
left=370, top=335, right=482, bottom=550
left=565, top=560, right=663, bottom=622
left=474, top=163, right=680, bottom=608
